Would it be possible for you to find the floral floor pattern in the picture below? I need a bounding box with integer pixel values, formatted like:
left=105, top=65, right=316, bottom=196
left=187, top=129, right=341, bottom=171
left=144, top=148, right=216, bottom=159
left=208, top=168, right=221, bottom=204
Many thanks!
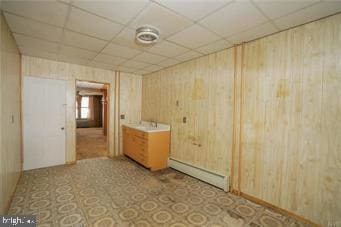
left=9, top=157, right=310, bottom=227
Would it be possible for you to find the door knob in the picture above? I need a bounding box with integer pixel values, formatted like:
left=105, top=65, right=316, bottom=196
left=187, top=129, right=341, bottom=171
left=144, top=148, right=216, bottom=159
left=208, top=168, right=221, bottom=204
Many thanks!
left=61, top=127, right=65, bottom=130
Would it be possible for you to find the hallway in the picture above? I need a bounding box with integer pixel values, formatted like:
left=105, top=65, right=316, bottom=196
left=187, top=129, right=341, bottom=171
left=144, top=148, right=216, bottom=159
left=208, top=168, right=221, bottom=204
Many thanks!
left=76, top=128, right=107, bottom=160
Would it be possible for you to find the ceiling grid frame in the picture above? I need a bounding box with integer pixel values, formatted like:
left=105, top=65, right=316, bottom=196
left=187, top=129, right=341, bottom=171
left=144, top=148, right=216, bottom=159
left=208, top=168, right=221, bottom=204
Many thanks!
left=1, top=0, right=340, bottom=75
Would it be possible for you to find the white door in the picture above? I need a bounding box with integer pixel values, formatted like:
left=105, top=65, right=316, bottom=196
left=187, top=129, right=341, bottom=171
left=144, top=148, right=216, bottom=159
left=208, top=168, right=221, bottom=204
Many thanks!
left=23, top=76, right=66, bottom=170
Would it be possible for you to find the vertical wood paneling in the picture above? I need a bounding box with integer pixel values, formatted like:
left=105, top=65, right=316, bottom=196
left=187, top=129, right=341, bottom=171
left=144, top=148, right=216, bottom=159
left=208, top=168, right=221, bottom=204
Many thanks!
left=142, top=13, right=341, bottom=226
left=0, top=13, right=22, bottom=213
left=142, top=49, right=235, bottom=176
left=231, top=45, right=243, bottom=192
left=240, top=13, right=341, bottom=225
left=119, top=72, right=142, bottom=154
left=21, top=56, right=142, bottom=161
left=114, top=72, right=120, bottom=156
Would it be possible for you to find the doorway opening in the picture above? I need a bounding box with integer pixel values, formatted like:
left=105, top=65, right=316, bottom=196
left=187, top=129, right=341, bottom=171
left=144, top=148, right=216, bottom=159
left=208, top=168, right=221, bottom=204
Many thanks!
left=76, top=80, right=109, bottom=160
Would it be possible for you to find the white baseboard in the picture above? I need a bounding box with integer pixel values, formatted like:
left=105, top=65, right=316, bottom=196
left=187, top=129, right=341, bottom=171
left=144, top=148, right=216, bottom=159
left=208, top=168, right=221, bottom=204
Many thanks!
left=168, top=158, right=229, bottom=191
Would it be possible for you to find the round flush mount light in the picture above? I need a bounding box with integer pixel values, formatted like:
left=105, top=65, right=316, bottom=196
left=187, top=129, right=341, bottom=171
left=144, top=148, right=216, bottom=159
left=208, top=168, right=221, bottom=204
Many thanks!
left=136, top=26, right=160, bottom=45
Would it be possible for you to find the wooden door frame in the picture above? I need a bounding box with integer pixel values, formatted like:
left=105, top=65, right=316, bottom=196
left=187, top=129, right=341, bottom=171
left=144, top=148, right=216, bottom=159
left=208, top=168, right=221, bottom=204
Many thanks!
left=75, top=79, right=110, bottom=160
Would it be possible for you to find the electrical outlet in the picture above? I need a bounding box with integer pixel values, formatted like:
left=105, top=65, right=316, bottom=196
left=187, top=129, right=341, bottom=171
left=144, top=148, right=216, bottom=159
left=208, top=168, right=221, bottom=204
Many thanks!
left=183, top=117, right=186, bottom=123
left=120, top=114, right=125, bottom=120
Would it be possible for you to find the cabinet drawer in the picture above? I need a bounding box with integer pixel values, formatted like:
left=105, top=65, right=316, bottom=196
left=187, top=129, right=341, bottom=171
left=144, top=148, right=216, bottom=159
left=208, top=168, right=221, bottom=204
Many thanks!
left=138, top=150, right=148, bottom=159
left=133, top=130, right=148, bottom=139
left=123, top=126, right=148, bottom=139
left=137, top=154, right=149, bottom=167
left=134, top=136, right=147, bottom=146
left=136, top=143, right=147, bottom=155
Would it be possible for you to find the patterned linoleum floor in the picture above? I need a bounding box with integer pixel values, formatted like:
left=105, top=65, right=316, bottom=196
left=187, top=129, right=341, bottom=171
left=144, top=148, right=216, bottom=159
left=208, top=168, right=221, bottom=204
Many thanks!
left=9, top=157, right=309, bottom=227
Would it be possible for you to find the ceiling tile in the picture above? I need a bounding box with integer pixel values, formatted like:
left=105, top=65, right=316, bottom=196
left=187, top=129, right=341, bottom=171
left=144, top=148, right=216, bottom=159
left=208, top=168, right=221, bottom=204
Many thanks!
left=19, top=46, right=58, bottom=61
left=93, top=53, right=127, bottom=65
left=62, top=30, right=108, bottom=52
left=87, top=61, right=115, bottom=70
left=155, top=0, right=231, bottom=21
left=58, top=55, right=90, bottom=66
left=273, top=2, right=341, bottom=30
left=129, top=3, right=193, bottom=38
left=102, top=42, right=142, bottom=59
left=117, top=66, right=137, bottom=73
left=120, top=60, right=150, bottom=69
left=66, top=7, right=123, bottom=40
left=133, top=68, right=149, bottom=74
left=59, top=0, right=71, bottom=4
left=13, top=33, right=59, bottom=54
left=143, top=64, right=163, bottom=73
left=196, top=39, right=233, bottom=54
left=174, top=50, right=202, bottom=62
left=157, top=58, right=180, bottom=67
left=227, top=22, right=278, bottom=44
left=1, top=0, right=69, bottom=26
left=59, top=45, right=98, bottom=60
left=167, top=24, right=221, bottom=49
left=147, top=40, right=189, bottom=57
left=72, top=0, right=149, bottom=24
left=132, top=52, right=167, bottom=64
left=3, top=12, right=63, bottom=43
left=112, top=28, right=153, bottom=50
left=199, top=0, right=268, bottom=37
left=253, top=0, right=318, bottom=20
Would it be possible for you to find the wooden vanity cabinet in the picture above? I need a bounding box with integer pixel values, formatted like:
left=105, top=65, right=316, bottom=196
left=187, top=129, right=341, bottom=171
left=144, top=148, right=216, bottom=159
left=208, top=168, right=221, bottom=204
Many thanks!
left=122, top=126, right=170, bottom=171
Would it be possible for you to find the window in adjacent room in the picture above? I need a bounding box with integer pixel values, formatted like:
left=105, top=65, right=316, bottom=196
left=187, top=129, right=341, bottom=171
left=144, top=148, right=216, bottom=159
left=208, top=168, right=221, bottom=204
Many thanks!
left=80, top=96, right=90, bottom=119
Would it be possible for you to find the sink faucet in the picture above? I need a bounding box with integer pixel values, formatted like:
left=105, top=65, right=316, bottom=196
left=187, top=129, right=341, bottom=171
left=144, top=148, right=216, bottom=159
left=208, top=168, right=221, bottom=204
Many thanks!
left=151, top=120, right=158, bottom=127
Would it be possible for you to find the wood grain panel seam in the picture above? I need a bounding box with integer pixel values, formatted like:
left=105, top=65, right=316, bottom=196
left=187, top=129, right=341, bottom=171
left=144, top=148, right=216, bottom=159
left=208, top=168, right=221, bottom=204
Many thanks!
left=114, top=72, right=117, bottom=157
left=230, top=45, right=238, bottom=192
left=238, top=43, right=245, bottom=195
left=117, top=71, right=121, bottom=156
left=20, top=53, right=24, bottom=172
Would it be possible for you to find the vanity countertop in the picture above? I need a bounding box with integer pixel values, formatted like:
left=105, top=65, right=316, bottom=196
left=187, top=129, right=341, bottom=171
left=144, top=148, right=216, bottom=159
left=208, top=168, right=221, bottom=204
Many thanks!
left=122, top=121, right=170, bottom=133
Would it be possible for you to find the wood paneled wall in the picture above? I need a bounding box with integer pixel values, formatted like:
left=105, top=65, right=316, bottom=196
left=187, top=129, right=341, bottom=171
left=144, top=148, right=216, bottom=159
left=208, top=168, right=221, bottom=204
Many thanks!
left=21, top=56, right=142, bottom=162
left=142, top=49, right=235, bottom=176
left=119, top=72, right=142, bottom=153
left=142, top=13, right=341, bottom=226
left=0, top=13, right=22, bottom=214
left=238, top=13, right=341, bottom=226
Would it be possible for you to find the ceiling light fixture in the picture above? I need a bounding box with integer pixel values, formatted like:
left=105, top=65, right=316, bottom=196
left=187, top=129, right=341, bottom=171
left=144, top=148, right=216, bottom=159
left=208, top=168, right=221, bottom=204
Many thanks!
left=136, top=26, right=160, bottom=45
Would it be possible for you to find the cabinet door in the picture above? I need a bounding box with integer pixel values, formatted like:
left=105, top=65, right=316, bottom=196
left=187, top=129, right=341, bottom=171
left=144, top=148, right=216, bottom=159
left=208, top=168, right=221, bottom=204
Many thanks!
left=123, top=127, right=150, bottom=167
left=123, top=127, right=135, bottom=158
left=123, top=130, right=131, bottom=156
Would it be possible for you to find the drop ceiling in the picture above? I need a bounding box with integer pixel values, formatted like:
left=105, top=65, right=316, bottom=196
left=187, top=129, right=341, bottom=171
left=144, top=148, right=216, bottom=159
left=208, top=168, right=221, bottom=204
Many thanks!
left=2, top=0, right=341, bottom=75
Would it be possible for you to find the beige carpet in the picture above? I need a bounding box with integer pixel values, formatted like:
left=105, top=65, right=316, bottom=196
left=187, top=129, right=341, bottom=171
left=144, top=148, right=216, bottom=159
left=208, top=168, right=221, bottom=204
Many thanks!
left=76, top=128, right=107, bottom=160
left=9, top=157, right=309, bottom=227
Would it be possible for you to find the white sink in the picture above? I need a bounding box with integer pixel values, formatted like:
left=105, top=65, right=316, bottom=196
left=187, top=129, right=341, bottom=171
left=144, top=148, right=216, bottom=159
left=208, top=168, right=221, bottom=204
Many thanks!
left=135, top=125, right=155, bottom=130
left=123, top=121, right=170, bottom=132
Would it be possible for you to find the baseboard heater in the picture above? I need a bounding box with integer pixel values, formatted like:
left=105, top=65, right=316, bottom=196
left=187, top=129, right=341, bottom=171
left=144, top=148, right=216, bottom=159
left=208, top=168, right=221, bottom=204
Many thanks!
left=168, top=158, right=229, bottom=192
